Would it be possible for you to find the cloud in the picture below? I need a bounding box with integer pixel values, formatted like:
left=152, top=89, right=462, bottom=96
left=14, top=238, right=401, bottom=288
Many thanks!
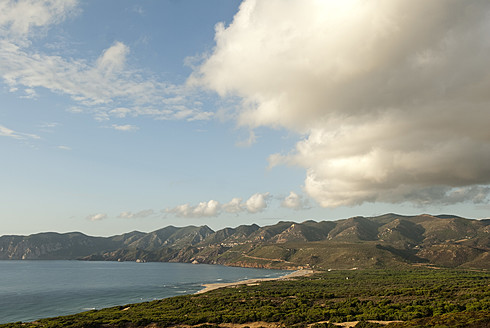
left=111, top=124, right=139, bottom=132
left=235, top=130, right=257, bottom=147
left=194, top=200, right=220, bottom=216
left=222, top=197, right=243, bottom=213
left=118, top=209, right=154, bottom=219
left=245, top=192, right=270, bottom=213
left=281, top=191, right=309, bottom=210
left=0, top=124, right=40, bottom=140
left=39, top=122, right=59, bottom=128
left=166, top=204, right=193, bottom=218
left=109, top=107, right=132, bottom=118
left=0, top=0, right=78, bottom=39
left=193, top=0, right=490, bottom=207
left=20, top=88, right=37, bottom=99
left=87, top=213, right=107, bottom=221
left=166, top=200, right=220, bottom=218
left=57, top=145, right=71, bottom=150
left=166, top=193, right=274, bottom=218
left=0, top=0, right=211, bottom=122
left=132, top=5, right=144, bottom=16
left=96, top=41, right=128, bottom=74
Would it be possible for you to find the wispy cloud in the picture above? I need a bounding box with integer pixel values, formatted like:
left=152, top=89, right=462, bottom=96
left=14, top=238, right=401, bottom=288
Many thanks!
left=20, top=88, right=37, bottom=99
left=235, top=130, right=257, bottom=147
left=118, top=209, right=155, bottom=219
left=0, top=124, right=40, bottom=140
left=0, top=0, right=78, bottom=39
left=38, top=122, right=59, bottom=134
left=131, top=5, right=145, bottom=16
left=111, top=124, right=139, bottom=132
left=109, top=107, right=132, bottom=118
left=39, top=122, right=59, bottom=128
left=0, top=0, right=212, bottom=123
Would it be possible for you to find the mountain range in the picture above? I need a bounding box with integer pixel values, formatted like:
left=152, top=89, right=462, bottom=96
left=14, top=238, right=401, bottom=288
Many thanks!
left=1, top=214, right=488, bottom=270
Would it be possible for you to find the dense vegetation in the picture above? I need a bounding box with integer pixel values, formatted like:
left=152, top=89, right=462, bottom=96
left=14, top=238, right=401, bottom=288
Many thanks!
left=2, top=268, right=488, bottom=328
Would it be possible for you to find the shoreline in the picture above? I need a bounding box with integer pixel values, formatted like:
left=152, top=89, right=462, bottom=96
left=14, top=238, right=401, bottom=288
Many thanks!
left=196, top=269, right=314, bottom=294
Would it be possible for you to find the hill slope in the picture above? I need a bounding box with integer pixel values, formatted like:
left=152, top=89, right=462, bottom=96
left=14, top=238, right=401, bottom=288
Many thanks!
left=0, top=214, right=488, bottom=269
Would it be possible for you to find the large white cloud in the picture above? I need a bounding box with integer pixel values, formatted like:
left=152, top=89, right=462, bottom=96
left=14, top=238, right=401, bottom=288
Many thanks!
left=193, top=0, right=490, bottom=207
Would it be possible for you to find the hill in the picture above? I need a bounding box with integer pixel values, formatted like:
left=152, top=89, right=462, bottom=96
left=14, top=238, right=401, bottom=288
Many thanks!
left=0, top=214, right=488, bottom=269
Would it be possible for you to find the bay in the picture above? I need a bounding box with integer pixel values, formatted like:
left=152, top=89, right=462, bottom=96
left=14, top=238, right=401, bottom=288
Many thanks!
left=0, top=260, right=289, bottom=324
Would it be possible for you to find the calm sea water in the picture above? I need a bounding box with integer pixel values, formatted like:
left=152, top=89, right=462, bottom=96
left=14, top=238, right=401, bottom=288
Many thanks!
left=0, top=260, right=289, bottom=324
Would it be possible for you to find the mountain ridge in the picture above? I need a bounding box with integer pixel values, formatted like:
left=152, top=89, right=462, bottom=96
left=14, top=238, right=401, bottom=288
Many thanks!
left=0, top=214, right=488, bottom=270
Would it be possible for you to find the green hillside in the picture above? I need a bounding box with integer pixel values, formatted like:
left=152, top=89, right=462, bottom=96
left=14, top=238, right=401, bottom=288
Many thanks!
left=1, top=214, right=488, bottom=269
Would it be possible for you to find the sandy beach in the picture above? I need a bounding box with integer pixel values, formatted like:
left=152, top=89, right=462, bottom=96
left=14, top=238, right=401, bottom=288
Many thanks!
left=196, top=269, right=314, bottom=294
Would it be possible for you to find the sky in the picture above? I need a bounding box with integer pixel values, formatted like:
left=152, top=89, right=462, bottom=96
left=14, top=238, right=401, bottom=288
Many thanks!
left=1, top=0, right=490, bottom=236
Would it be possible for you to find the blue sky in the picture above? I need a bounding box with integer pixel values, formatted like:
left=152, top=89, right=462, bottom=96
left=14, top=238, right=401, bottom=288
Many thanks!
left=1, top=0, right=489, bottom=236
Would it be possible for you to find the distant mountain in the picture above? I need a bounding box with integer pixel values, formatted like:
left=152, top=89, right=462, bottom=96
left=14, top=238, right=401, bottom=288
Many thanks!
left=122, top=225, right=213, bottom=250
left=0, top=232, right=116, bottom=260
left=198, top=224, right=260, bottom=246
left=0, top=214, right=488, bottom=270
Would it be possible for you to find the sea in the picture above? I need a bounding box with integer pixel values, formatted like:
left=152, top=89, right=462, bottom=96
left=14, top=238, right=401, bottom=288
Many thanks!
left=0, top=260, right=289, bottom=324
